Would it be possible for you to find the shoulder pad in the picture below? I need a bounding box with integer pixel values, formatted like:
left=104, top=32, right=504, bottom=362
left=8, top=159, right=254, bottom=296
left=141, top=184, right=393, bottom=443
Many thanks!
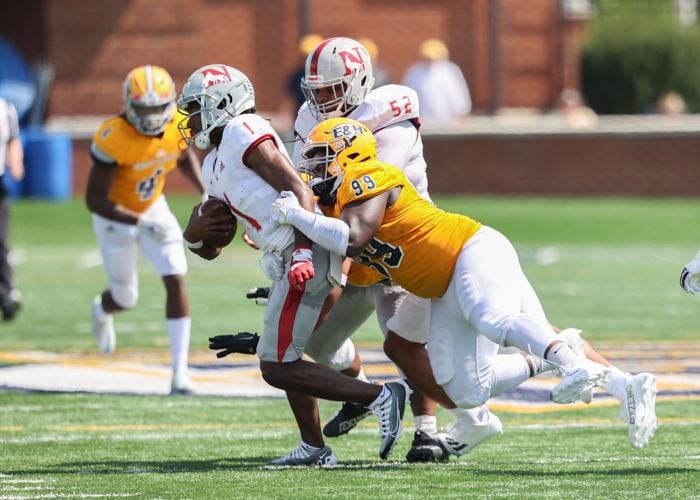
left=337, top=161, right=405, bottom=210
left=350, top=85, right=420, bottom=132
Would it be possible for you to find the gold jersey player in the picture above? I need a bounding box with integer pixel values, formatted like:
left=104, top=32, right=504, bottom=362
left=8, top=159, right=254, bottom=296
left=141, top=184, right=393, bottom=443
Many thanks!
left=271, top=118, right=658, bottom=450
left=86, top=65, right=205, bottom=394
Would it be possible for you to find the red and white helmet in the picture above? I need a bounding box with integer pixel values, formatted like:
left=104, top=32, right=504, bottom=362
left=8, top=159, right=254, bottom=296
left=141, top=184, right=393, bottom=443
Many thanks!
left=177, top=64, right=255, bottom=149
left=301, top=37, right=375, bottom=121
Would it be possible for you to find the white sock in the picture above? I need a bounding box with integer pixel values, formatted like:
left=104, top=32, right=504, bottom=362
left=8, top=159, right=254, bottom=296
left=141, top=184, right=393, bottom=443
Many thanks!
left=355, top=367, right=369, bottom=383
left=167, top=317, right=191, bottom=373
left=491, top=353, right=533, bottom=397
left=543, top=341, right=579, bottom=369
left=93, top=298, right=110, bottom=321
left=300, top=440, right=321, bottom=452
left=600, top=365, right=629, bottom=402
left=414, top=415, right=437, bottom=435
left=448, top=406, right=488, bottom=426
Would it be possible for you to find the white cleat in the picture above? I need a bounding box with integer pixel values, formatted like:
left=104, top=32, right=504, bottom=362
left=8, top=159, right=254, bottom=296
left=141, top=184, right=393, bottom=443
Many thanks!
left=557, top=328, right=593, bottom=404
left=268, top=444, right=337, bottom=467
left=552, top=360, right=609, bottom=404
left=437, top=411, right=503, bottom=457
left=369, top=380, right=411, bottom=460
left=91, top=296, right=115, bottom=354
left=620, top=373, right=657, bottom=449
left=170, top=370, right=196, bottom=395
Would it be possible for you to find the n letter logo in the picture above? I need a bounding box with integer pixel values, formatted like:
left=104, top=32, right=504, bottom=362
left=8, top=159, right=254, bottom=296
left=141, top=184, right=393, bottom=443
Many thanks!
left=338, top=48, right=366, bottom=76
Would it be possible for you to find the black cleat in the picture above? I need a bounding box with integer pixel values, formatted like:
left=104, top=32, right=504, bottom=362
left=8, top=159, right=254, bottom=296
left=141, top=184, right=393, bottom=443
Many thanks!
left=1, top=290, right=22, bottom=322
left=405, top=431, right=449, bottom=463
left=323, top=401, right=372, bottom=438
left=208, top=332, right=259, bottom=357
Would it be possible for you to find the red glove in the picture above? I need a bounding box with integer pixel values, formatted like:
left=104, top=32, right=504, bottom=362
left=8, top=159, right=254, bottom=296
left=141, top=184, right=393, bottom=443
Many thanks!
left=288, top=247, right=315, bottom=290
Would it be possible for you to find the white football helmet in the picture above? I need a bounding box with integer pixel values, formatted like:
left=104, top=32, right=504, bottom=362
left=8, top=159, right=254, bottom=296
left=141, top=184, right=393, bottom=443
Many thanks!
left=301, top=37, right=375, bottom=121
left=177, top=64, right=255, bottom=149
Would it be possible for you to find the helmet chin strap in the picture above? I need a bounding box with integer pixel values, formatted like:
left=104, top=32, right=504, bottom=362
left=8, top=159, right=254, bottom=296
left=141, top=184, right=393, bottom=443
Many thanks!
left=194, top=130, right=210, bottom=150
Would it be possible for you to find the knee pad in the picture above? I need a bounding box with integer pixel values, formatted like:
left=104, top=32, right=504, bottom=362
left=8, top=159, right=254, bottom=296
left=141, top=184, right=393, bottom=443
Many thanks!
left=111, top=282, right=138, bottom=309
left=444, top=377, right=492, bottom=409
left=306, top=337, right=356, bottom=372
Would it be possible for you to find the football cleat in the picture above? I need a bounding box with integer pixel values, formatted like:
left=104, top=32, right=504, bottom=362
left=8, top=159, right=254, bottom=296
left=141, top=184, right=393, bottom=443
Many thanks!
left=405, top=431, right=449, bottom=463
left=620, top=373, right=657, bottom=449
left=551, top=360, right=609, bottom=404
left=369, top=380, right=410, bottom=460
left=557, top=328, right=593, bottom=404
left=1, top=289, right=22, bottom=322
left=91, top=296, right=115, bottom=354
left=323, top=401, right=372, bottom=438
left=268, top=444, right=337, bottom=467
left=437, top=411, right=503, bottom=457
left=170, top=369, right=195, bottom=395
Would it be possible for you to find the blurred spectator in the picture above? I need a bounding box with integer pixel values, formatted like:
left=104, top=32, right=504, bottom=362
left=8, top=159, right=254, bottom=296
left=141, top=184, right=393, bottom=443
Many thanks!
left=656, top=91, right=688, bottom=116
left=358, top=37, right=392, bottom=87
left=558, top=88, right=598, bottom=129
left=0, top=97, right=24, bottom=321
left=401, top=38, right=471, bottom=125
left=276, top=33, right=323, bottom=131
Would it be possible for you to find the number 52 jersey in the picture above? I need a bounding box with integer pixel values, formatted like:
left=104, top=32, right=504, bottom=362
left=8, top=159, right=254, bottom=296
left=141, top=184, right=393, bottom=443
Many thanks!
left=90, top=112, right=184, bottom=214
left=326, top=160, right=482, bottom=299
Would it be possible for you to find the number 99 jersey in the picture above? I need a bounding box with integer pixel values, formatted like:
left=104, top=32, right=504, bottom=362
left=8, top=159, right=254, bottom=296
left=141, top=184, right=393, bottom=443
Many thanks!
left=90, top=112, right=185, bottom=214
left=335, top=160, right=482, bottom=299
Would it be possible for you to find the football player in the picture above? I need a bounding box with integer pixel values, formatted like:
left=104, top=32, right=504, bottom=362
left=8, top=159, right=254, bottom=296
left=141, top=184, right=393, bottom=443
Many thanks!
left=177, top=64, right=410, bottom=466
left=271, top=118, right=658, bottom=450
left=86, top=65, right=205, bottom=395
left=290, top=36, right=462, bottom=462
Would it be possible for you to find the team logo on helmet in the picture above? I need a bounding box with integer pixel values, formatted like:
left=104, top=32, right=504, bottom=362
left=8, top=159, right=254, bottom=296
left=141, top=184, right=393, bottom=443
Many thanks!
left=201, top=65, right=233, bottom=87
left=338, top=48, right=366, bottom=76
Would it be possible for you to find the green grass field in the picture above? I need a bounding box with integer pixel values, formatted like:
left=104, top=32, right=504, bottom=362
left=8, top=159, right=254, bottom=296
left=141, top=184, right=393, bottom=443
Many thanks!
left=1, top=195, right=699, bottom=498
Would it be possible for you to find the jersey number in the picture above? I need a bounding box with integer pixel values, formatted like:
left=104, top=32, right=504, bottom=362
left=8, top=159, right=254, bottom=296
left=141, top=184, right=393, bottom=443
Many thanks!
left=390, top=96, right=413, bottom=117
left=136, top=168, right=164, bottom=201
left=355, top=237, right=404, bottom=280
left=351, top=175, right=376, bottom=196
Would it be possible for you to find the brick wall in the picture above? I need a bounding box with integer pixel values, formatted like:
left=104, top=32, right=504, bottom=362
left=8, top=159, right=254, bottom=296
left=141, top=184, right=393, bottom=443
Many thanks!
left=2, top=0, right=583, bottom=116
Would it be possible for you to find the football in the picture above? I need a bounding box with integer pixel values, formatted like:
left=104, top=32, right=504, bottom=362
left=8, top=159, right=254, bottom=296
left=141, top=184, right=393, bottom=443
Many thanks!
left=199, top=198, right=237, bottom=248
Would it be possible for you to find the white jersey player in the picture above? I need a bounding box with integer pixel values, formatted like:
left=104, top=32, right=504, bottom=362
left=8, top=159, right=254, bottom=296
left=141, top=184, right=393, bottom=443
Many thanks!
left=177, top=64, right=411, bottom=466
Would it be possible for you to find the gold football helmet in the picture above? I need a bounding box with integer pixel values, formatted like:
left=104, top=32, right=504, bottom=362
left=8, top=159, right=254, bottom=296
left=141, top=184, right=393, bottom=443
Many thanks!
left=123, top=65, right=176, bottom=135
left=298, top=117, right=376, bottom=203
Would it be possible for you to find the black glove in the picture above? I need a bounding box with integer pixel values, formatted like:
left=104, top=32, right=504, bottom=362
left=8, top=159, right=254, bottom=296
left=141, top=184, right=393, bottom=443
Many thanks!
left=208, top=332, right=260, bottom=357
left=246, top=287, right=270, bottom=300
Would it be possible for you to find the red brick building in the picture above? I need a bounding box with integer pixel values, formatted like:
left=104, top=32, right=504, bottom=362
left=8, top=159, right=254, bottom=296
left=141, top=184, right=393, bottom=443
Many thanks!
left=2, top=0, right=586, bottom=116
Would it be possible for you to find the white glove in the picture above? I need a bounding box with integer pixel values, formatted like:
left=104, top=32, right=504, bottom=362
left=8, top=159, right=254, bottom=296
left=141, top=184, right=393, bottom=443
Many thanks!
left=270, top=191, right=301, bottom=224
left=259, top=251, right=285, bottom=281
left=138, top=215, right=171, bottom=242
left=680, top=250, right=700, bottom=294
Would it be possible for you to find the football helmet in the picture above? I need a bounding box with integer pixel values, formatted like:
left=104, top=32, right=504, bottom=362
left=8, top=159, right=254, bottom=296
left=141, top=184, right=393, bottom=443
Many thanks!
left=176, top=64, right=255, bottom=149
left=301, top=37, right=375, bottom=121
left=298, top=117, right=376, bottom=204
left=123, top=65, right=176, bottom=136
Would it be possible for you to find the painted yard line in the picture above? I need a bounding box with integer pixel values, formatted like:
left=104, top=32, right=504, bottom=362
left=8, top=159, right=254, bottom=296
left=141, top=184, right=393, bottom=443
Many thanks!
left=5, top=416, right=700, bottom=435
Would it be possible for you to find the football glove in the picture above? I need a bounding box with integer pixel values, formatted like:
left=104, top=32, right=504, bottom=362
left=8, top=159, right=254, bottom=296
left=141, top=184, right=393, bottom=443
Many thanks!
left=137, top=215, right=171, bottom=241
left=209, top=332, right=259, bottom=357
left=259, top=251, right=285, bottom=281
left=289, top=247, right=314, bottom=290
left=246, top=286, right=270, bottom=306
left=681, top=251, right=700, bottom=294
left=270, top=190, right=301, bottom=224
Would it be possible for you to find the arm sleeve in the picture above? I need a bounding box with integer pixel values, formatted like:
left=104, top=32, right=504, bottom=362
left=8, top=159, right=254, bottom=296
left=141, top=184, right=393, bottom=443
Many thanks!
left=286, top=206, right=350, bottom=257
left=374, top=122, right=418, bottom=172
